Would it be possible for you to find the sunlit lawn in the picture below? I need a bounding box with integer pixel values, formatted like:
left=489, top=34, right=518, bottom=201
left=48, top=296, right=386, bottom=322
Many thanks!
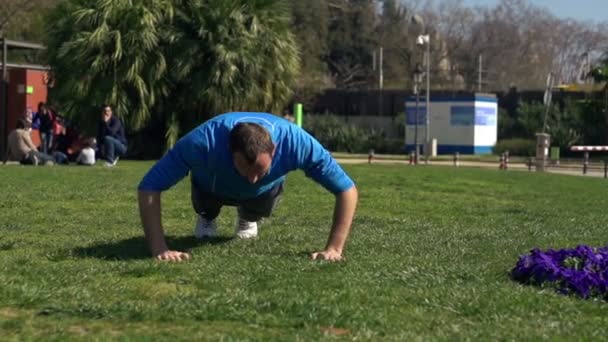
left=1, top=161, right=608, bottom=339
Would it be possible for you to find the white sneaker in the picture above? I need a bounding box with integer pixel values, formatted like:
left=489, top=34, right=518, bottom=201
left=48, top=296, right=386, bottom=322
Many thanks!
left=235, top=217, right=258, bottom=238
left=105, top=157, right=119, bottom=167
left=194, top=215, right=217, bottom=238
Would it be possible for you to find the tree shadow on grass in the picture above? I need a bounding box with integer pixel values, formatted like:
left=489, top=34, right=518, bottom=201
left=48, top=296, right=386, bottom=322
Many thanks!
left=70, top=235, right=233, bottom=261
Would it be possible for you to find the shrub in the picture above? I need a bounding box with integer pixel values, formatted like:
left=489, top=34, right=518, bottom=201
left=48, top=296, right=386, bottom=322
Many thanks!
left=493, top=138, right=535, bottom=156
left=304, top=114, right=404, bottom=154
left=304, top=115, right=366, bottom=152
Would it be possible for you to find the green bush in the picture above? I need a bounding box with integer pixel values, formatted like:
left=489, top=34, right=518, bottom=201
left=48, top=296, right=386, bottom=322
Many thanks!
left=368, top=137, right=405, bottom=154
left=493, top=138, right=535, bottom=156
left=304, top=115, right=363, bottom=152
left=304, top=114, right=404, bottom=154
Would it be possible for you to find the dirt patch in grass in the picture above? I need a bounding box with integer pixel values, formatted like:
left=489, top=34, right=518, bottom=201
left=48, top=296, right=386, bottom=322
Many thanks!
left=0, top=307, right=22, bottom=319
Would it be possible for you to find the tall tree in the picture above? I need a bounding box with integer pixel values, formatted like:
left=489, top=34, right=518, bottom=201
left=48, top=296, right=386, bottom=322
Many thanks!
left=45, top=0, right=299, bottom=148
left=432, top=0, right=475, bottom=90
left=165, top=0, right=299, bottom=144
left=433, top=0, right=608, bottom=91
left=45, top=0, right=173, bottom=133
left=0, top=0, right=57, bottom=41
left=0, top=0, right=57, bottom=64
left=377, top=0, right=418, bottom=89
left=326, top=0, right=377, bottom=89
left=288, top=0, right=329, bottom=105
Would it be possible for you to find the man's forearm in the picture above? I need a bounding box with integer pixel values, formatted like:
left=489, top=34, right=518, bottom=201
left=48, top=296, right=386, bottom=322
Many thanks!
left=325, top=186, right=358, bottom=254
left=25, top=136, right=37, bottom=151
left=138, top=190, right=169, bottom=255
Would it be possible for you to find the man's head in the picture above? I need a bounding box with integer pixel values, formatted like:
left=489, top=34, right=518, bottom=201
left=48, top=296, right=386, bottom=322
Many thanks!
left=101, top=104, right=113, bottom=122
left=16, top=118, right=29, bottom=129
left=22, top=107, right=33, bottom=124
left=229, top=123, right=275, bottom=184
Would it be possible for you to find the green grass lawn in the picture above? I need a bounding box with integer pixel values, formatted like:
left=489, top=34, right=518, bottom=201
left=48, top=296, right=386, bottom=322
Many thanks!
left=2, top=162, right=608, bottom=340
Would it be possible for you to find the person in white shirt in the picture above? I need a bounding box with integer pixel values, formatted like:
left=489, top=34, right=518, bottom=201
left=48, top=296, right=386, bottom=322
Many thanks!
left=76, top=138, right=96, bottom=166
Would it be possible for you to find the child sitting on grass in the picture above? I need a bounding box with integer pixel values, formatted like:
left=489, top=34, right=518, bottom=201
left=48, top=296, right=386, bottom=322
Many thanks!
left=76, top=138, right=96, bottom=166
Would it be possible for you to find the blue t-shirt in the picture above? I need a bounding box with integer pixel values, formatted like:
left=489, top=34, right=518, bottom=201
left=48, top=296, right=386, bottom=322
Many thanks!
left=138, top=112, right=354, bottom=200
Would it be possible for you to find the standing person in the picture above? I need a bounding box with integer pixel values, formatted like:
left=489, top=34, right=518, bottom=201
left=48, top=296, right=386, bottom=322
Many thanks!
left=97, top=104, right=127, bottom=167
left=37, top=103, right=55, bottom=154
left=138, top=112, right=358, bottom=262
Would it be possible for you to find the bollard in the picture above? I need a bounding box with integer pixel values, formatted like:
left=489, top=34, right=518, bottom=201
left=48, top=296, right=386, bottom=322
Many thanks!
left=583, top=152, right=589, bottom=175
left=409, top=151, right=415, bottom=165
left=504, top=150, right=510, bottom=170
left=453, top=152, right=460, bottom=168
left=499, top=153, right=505, bottom=170
left=527, top=158, right=533, bottom=171
left=604, top=160, right=607, bottom=179
left=368, top=149, right=374, bottom=164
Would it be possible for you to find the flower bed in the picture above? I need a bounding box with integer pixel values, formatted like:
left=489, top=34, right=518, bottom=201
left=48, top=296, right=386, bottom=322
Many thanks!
left=511, top=245, right=608, bottom=299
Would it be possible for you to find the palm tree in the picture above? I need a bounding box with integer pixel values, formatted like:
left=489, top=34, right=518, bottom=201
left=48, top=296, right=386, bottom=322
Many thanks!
left=45, top=0, right=174, bottom=133
left=45, top=0, right=299, bottom=149
left=164, top=0, right=299, bottom=145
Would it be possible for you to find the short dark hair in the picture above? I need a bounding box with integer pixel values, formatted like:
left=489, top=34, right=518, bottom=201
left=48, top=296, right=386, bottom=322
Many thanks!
left=16, top=119, right=26, bottom=129
left=229, top=123, right=273, bottom=164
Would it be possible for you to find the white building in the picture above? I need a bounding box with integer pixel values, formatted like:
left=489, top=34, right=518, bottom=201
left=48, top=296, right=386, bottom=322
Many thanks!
left=405, top=93, right=498, bottom=154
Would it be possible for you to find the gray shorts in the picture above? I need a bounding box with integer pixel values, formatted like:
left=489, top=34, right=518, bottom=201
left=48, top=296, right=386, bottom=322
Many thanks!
left=191, top=180, right=283, bottom=222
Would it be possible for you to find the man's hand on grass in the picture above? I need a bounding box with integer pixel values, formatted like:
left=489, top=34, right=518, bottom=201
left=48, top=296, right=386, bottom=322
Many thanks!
left=311, top=249, right=343, bottom=262
left=155, top=250, right=191, bottom=262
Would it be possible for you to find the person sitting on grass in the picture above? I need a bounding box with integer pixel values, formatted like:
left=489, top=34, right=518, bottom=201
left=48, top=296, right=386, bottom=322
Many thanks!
left=5, top=119, right=55, bottom=166
left=97, top=104, right=127, bottom=167
left=138, top=112, right=358, bottom=262
left=76, top=138, right=97, bottom=166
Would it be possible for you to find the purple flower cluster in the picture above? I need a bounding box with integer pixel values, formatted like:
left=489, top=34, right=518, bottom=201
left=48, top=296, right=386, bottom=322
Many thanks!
left=511, top=245, right=608, bottom=299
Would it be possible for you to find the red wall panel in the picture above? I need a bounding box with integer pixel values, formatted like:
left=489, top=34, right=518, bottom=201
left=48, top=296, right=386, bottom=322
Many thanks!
left=5, top=68, right=48, bottom=133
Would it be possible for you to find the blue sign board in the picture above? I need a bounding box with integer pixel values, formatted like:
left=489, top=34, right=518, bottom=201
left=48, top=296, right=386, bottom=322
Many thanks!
left=474, top=107, right=496, bottom=126
left=450, top=106, right=496, bottom=126
left=450, top=106, right=474, bottom=126
left=405, top=107, right=427, bottom=125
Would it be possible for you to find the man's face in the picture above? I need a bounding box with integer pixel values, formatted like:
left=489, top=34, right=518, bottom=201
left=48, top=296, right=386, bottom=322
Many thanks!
left=233, top=148, right=275, bottom=184
left=102, top=106, right=112, bottom=122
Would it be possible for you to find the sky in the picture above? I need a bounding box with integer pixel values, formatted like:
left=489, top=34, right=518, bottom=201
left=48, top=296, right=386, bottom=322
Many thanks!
left=461, top=0, right=608, bottom=23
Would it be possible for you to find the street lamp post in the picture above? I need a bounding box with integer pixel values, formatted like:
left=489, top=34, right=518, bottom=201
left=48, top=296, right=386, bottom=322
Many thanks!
left=413, top=64, right=423, bottom=164
left=416, top=34, right=431, bottom=163
left=425, top=37, right=430, bottom=162
left=412, top=14, right=431, bottom=163
left=414, top=81, right=419, bottom=164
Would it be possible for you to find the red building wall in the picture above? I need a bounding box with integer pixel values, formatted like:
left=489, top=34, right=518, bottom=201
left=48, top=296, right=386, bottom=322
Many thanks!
left=6, top=69, right=48, bottom=131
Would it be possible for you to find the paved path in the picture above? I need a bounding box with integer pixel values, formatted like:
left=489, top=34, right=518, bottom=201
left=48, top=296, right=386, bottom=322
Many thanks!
left=4, top=155, right=605, bottom=179
left=335, top=157, right=608, bottom=179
